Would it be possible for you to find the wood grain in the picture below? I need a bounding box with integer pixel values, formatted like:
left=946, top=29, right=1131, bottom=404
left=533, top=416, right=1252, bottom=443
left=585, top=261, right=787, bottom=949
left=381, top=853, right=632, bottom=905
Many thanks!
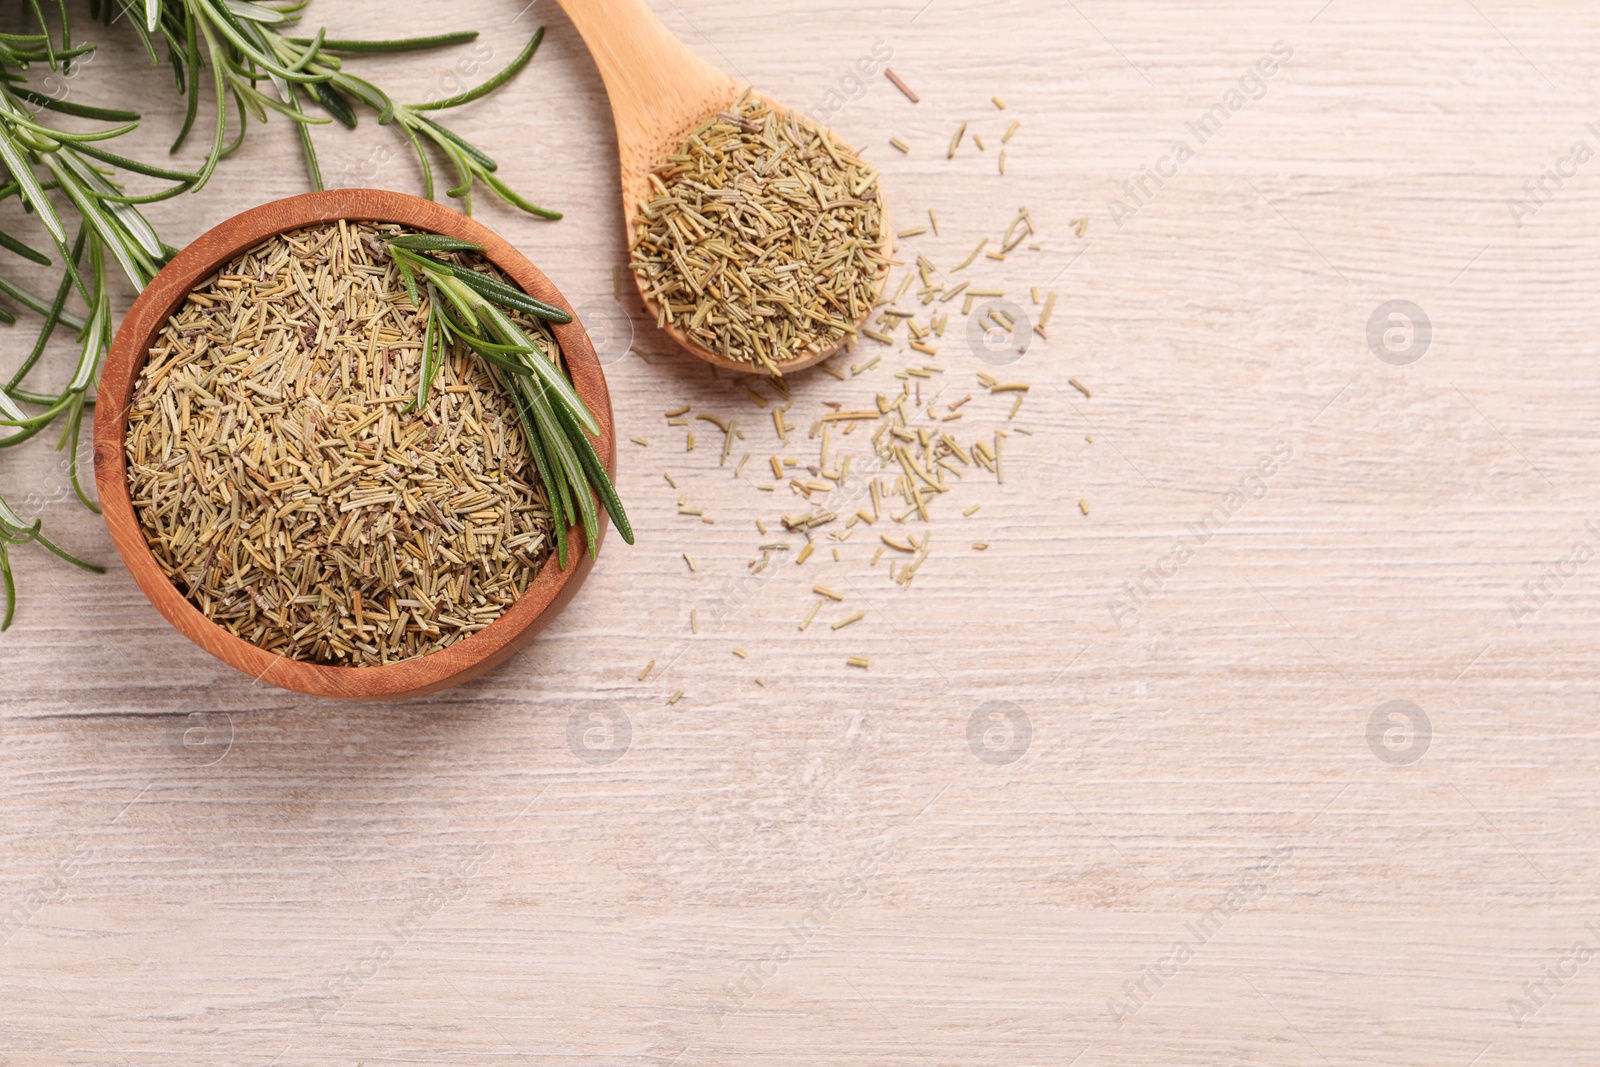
left=3, top=1, right=1600, bottom=1065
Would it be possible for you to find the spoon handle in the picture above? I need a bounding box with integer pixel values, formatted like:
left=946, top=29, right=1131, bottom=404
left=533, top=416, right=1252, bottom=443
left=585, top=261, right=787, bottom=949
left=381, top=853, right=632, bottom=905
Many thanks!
left=553, top=0, right=736, bottom=200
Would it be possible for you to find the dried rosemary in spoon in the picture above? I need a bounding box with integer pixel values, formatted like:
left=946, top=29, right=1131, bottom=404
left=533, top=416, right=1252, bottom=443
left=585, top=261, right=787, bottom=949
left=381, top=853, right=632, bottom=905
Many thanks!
left=629, top=93, right=889, bottom=375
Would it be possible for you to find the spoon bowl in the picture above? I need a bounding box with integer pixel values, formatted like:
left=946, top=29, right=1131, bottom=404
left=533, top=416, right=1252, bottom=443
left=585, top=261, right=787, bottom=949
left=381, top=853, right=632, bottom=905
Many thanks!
left=553, top=0, right=891, bottom=375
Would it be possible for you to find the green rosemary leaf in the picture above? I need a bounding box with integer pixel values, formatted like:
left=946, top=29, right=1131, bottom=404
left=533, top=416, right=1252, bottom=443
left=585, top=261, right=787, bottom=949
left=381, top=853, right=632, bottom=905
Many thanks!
left=0, top=389, right=73, bottom=430
left=405, top=302, right=437, bottom=413
left=1, top=543, right=14, bottom=631
left=170, top=9, right=201, bottom=153
left=290, top=31, right=478, bottom=54
left=240, top=81, right=332, bottom=125
left=71, top=140, right=200, bottom=182
left=122, top=9, right=159, bottom=66
left=0, top=229, right=50, bottom=265
left=0, top=134, right=65, bottom=245
left=411, top=114, right=497, bottom=172
left=429, top=325, right=535, bottom=356
left=8, top=88, right=138, bottom=122
left=44, top=156, right=152, bottom=288
left=6, top=387, right=85, bottom=406
left=68, top=295, right=108, bottom=392
left=333, top=73, right=389, bottom=117
left=543, top=386, right=597, bottom=555
left=425, top=272, right=482, bottom=331
left=32, top=530, right=102, bottom=572
left=24, top=0, right=56, bottom=69
left=408, top=250, right=571, bottom=322
left=5, top=231, right=77, bottom=394
left=553, top=396, right=634, bottom=546
left=482, top=171, right=562, bottom=220
left=59, top=150, right=162, bottom=263
left=63, top=394, right=97, bottom=514
left=44, top=43, right=95, bottom=63
left=100, top=183, right=195, bottom=205
left=207, top=5, right=325, bottom=84
left=493, top=362, right=567, bottom=568
left=144, top=0, right=159, bottom=33
left=0, top=387, right=24, bottom=425
left=478, top=303, right=597, bottom=436
left=276, top=79, right=323, bottom=189
left=399, top=119, right=434, bottom=200
left=223, top=1, right=287, bottom=26
left=191, top=17, right=228, bottom=187
left=449, top=265, right=573, bottom=323
left=387, top=234, right=484, bottom=253
left=0, top=278, right=84, bottom=332
left=429, top=132, right=474, bottom=202
left=282, top=26, right=325, bottom=74
left=523, top=375, right=581, bottom=564
left=0, top=489, right=37, bottom=536
left=395, top=257, right=419, bottom=308
left=19, top=118, right=141, bottom=143
left=448, top=331, right=537, bottom=377
left=410, top=28, right=542, bottom=111
left=310, top=79, right=355, bottom=128
left=220, top=81, right=250, bottom=159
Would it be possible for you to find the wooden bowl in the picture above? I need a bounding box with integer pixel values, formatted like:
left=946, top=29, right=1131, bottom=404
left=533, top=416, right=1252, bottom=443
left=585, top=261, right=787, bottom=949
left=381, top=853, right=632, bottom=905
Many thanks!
left=92, top=189, right=615, bottom=701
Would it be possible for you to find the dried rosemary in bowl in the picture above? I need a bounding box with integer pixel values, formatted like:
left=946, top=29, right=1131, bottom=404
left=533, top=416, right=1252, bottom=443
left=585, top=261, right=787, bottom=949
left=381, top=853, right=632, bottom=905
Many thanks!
left=124, top=221, right=626, bottom=667
left=630, top=93, right=889, bottom=374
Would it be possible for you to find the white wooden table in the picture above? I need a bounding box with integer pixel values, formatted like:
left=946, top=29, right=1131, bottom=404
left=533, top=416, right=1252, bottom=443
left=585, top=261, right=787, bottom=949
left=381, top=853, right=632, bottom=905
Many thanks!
left=4, top=2, right=1599, bottom=1063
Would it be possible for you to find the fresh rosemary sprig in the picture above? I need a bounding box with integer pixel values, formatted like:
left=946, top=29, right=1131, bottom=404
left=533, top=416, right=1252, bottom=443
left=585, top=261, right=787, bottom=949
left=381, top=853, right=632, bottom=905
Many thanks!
left=0, top=2, right=560, bottom=629
left=0, top=489, right=103, bottom=632
left=387, top=234, right=634, bottom=569
left=106, top=0, right=560, bottom=217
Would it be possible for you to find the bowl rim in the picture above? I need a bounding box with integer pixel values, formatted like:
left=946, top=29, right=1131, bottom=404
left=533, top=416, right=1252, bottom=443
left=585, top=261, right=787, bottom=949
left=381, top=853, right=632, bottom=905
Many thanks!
left=92, top=188, right=613, bottom=700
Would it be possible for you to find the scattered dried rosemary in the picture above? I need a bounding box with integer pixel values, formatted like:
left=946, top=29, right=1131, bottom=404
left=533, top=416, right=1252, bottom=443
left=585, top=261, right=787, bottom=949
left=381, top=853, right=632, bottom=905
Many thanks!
left=630, top=93, right=889, bottom=374
left=125, top=222, right=564, bottom=666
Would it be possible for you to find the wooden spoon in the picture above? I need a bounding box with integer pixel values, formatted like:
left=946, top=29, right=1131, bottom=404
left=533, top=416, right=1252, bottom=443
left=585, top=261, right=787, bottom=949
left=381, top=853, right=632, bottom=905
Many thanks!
left=553, top=0, right=891, bottom=376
